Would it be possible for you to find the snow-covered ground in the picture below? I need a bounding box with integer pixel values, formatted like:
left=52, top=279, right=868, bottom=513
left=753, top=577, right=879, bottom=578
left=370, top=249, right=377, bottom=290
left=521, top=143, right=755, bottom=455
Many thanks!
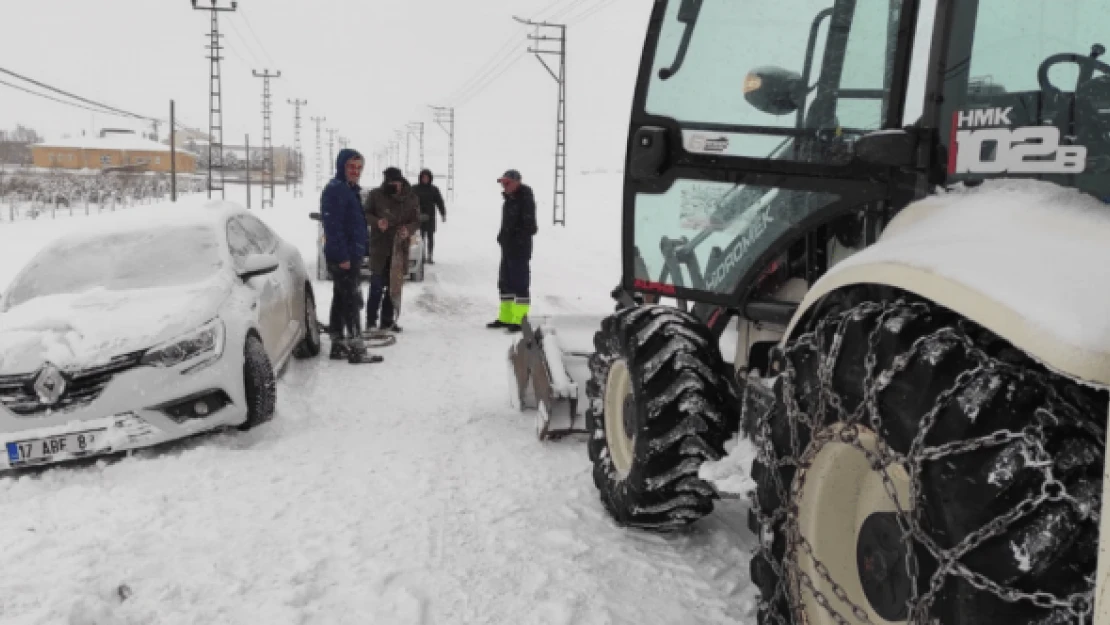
left=0, top=174, right=757, bottom=625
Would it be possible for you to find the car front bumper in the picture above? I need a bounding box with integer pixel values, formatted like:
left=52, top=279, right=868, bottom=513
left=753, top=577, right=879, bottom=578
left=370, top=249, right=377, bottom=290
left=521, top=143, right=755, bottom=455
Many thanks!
left=0, top=349, right=248, bottom=471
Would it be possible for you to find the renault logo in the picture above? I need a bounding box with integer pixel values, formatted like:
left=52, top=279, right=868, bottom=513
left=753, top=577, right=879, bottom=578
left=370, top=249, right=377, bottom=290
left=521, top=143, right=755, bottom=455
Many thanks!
left=33, top=364, right=67, bottom=406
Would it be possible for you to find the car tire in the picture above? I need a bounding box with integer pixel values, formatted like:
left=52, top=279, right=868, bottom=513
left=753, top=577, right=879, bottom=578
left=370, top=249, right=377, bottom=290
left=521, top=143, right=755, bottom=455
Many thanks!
left=750, top=293, right=1103, bottom=624
left=293, top=287, right=322, bottom=359
left=239, top=333, right=276, bottom=431
left=585, top=304, right=739, bottom=532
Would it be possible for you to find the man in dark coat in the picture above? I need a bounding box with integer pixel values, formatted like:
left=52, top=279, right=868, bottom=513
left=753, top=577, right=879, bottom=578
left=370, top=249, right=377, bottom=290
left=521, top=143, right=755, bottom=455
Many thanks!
left=364, top=167, right=421, bottom=332
left=320, top=148, right=382, bottom=364
left=488, top=169, right=537, bottom=332
left=412, top=169, right=446, bottom=264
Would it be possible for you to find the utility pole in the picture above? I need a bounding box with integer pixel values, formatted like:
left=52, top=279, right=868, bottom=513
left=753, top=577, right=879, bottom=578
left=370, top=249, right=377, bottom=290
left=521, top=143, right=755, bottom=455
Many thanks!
left=288, top=98, right=307, bottom=197
left=514, top=15, right=567, bottom=226
left=407, top=122, right=424, bottom=177
left=311, top=115, right=325, bottom=192
left=192, top=0, right=237, bottom=200
left=245, top=134, right=251, bottom=209
left=431, top=106, right=455, bottom=201
left=170, top=100, right=177, bottom=202
left=327, top=128, right=337, bottom=172
left=252, top=69, right=280, bottom=208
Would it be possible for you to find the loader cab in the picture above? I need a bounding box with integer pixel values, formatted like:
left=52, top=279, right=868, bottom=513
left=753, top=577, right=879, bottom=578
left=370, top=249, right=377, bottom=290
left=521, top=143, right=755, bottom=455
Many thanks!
left=623, top=0, right=1110, bottom=340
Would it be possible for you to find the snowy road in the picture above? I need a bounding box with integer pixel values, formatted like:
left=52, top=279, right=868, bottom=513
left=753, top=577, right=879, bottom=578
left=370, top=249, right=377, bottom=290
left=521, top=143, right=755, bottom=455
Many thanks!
left=0, top=178, right=757, bottom=624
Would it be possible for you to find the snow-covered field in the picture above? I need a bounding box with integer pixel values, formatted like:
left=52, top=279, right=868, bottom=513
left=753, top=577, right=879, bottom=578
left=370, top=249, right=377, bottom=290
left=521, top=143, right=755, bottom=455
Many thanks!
left=0, top=174, right=757, bottom=625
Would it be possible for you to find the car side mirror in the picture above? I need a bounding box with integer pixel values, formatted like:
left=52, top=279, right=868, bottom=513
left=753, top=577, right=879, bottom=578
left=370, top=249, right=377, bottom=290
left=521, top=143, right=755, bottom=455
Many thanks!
left=308, top=212, right=321, bottom=221
left=238, top=254, right=280, bottom=281
left=854, top=130, right=916, bottom=167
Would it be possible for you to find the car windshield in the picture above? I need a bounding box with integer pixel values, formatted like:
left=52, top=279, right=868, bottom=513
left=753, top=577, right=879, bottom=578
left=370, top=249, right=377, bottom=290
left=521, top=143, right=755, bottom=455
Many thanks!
left=4, top=225, right=225, bottom=308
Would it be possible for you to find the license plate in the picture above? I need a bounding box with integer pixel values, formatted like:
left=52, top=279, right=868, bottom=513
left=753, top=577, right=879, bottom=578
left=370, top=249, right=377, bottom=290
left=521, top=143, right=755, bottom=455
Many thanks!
left=6, top=430, right=104, bottom=466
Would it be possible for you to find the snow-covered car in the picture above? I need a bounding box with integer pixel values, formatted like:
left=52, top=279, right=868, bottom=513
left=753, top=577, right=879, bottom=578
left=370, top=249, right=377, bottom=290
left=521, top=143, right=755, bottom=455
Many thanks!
left=310, top=212, right=425, bottom=282
left=0, top=202, right=322, bottom=471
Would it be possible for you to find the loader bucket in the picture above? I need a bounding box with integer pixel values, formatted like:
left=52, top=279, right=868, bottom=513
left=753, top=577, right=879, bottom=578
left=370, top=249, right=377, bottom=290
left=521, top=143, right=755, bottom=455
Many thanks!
left=506, top=314, right=600, bottom=441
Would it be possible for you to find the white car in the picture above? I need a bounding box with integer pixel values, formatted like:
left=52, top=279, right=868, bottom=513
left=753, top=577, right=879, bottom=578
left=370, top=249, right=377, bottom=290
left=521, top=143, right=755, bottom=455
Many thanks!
left=0, top=202, right=321, bottom=471
left=311, top=203, right=426, bottom=283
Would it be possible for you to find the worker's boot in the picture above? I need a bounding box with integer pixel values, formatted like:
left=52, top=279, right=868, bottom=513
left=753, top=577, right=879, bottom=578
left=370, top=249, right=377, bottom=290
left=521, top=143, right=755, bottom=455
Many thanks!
left=505, top=301, right=530, bottom=333
left=487, top=300, right=514, bottom=329
left=329, top=337, right=351, bottom=360
left=346, top=337, right=384, bottom=364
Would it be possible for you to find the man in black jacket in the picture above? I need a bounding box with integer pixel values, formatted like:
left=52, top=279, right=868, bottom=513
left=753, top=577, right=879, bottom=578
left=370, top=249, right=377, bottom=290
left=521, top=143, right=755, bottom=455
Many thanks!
left=488, top=169, right=537, bottom=332
left=412, top=169, right=446, bottom=264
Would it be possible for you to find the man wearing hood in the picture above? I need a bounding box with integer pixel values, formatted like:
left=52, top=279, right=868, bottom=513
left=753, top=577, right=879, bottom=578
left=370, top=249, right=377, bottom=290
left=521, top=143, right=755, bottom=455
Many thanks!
left=412, top=169, right=446, bottom=264
left=363, top=167, right=421, bottom=332
left=320, top=149, right=383, bottom=364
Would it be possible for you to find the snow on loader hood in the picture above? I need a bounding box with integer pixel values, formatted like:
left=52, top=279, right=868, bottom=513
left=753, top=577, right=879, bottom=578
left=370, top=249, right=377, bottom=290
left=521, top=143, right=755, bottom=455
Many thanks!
left=826, top=179, right=1110, bottom=355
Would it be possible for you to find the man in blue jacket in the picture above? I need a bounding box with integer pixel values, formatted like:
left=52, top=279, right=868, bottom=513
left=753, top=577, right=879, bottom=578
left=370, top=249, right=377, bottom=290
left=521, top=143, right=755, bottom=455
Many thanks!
left=321, top=148, right=383, bottom=364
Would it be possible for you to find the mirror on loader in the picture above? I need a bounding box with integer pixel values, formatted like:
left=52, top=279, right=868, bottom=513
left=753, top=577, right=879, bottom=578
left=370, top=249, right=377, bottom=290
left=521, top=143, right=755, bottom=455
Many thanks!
left=742, top=67, right=804, bottom=116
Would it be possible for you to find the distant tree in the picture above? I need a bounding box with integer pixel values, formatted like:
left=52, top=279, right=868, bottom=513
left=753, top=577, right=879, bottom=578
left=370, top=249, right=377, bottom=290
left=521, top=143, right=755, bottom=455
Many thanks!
left=8, top=124, right=43, bottom=144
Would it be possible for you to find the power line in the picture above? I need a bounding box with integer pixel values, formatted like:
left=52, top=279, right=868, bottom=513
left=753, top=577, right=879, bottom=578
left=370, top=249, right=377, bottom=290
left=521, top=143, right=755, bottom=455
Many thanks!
left=566, top=0, right=623, bottom=24
left=548, top=0, right=593, bottom=21
left=236, top=6, right=277, bottom=68
left=443, top=38, right=523, bottom=104
left=0, top=68, right=206, bottom=137
left=452, top=52, right=527, bottom=108
left=0, top=78, right=139, bottom=119
left=0, top=66, right=149, bottom=121
left=532, top=0, right=582, bottom=20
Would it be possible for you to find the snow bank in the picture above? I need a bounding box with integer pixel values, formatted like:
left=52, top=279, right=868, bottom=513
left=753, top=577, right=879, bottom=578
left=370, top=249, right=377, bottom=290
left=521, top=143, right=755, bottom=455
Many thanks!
left=536, top=322, right=577, bottom=398
left=700, top=434, right=759, bottom=498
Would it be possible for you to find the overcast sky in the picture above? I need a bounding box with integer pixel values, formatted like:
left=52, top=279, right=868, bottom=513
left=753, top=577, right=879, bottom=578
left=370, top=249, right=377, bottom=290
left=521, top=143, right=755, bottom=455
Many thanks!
left=1, top=0, right=651, bottom=202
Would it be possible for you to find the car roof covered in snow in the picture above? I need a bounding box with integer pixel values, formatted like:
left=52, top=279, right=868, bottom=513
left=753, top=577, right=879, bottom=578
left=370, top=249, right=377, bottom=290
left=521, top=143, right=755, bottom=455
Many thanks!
left=39, top=199, right=250, bottom=249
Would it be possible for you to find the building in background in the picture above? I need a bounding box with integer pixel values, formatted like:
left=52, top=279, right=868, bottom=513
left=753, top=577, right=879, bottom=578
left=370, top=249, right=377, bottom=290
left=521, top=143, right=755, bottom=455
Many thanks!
left=31, top=130, right=197, bottom=174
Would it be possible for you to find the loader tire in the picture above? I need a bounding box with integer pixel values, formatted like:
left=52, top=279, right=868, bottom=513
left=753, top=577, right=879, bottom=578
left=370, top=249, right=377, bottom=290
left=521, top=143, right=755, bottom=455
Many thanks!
left=750, top=292, right=1103, bottom=625
left=585, top=305, right=739, bottom=532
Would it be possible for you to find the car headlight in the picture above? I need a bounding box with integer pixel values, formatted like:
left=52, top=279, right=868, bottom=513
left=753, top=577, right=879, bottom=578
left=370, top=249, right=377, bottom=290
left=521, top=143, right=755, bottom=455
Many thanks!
left=141, top=319, right=225, bottom=368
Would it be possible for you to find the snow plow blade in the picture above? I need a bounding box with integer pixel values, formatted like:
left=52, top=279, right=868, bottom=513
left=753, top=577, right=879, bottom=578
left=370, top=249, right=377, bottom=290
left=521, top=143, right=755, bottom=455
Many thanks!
left=507, top=315, right=598, bottom=441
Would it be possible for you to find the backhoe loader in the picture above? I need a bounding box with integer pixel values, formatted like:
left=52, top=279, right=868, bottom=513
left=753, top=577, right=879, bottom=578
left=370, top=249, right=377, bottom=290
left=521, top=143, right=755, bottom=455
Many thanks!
left=509, top=0, right=1110, bottom=622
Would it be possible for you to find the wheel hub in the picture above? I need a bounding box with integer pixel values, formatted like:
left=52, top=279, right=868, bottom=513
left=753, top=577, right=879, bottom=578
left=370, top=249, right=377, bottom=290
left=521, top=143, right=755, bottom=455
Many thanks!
left=604, top=359, right=636, bottom=479
left=792, top=423, right=912, bottom=625
left=857, top=512, right=911, bottom=621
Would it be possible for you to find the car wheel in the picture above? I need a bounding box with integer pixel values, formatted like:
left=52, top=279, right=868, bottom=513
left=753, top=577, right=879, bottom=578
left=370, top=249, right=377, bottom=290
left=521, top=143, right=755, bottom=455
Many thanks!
left=293, top=287, right=322, bottom=359
left=750, top=294, right=1103, bottom=624
left=585, top=304, right=739, bottom=532
left=239, top=333, right=276, bottom=431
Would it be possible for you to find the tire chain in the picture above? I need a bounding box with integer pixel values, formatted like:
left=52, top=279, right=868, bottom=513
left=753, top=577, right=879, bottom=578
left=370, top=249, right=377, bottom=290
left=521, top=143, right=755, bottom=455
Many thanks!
left=749, top=299, right=1096, bottom=625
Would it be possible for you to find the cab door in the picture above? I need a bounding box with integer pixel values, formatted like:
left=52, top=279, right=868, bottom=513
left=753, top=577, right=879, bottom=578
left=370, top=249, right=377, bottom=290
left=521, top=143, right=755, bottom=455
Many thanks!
left=623, top=0, right=927, bottom=314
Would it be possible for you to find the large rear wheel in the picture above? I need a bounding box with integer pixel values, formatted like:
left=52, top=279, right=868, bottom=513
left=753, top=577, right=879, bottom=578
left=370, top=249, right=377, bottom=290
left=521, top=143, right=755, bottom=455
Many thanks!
left=750, top=294, right=1103, bottom=624
left=585, top=305, right=739, bottom=532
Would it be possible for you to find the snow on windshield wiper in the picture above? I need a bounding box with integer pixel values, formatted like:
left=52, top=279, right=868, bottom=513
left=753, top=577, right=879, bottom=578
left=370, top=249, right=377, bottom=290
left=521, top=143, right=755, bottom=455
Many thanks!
left=658, top=0, right=703, bottom=80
